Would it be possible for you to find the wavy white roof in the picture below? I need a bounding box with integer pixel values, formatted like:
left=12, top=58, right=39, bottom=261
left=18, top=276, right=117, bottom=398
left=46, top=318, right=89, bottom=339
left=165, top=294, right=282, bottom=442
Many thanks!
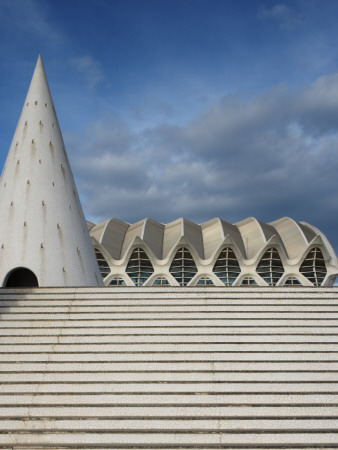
left=90, top=216, right=338, bottom=286
left=90, top=215, right=332, bottom=263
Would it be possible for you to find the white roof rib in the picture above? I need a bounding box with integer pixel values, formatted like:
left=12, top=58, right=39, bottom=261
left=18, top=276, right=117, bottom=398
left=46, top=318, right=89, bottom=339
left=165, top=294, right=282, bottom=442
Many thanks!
left=121, top=219, right=146, bottom=258
left=219, top=218, right=247, bottom=258
left=182, top=218, right=204, bottom=259
left=201, top=218, right=225, bottom=259
left=235, top=217, right=268, bottom=259
left=300, top=221, right=338, bottom=262
left=92, top=218, right=130, bottom=260
left=201, top=218, right=246, bottom=260
left=235, top=217, right=286, bottom=260
left=141, top=218, right=164, bottom=260
left=298, top=221, right=318, bottom=243
left=163, top=218, right=185, bottom=259
left=270, top=217, right=309, bottom=260
left=0, top=55, right=102, bottom=287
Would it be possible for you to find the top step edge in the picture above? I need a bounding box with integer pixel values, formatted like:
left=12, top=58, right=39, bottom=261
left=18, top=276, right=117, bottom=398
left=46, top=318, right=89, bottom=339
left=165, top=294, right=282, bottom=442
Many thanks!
left=1, top=287, right=338, bottom=294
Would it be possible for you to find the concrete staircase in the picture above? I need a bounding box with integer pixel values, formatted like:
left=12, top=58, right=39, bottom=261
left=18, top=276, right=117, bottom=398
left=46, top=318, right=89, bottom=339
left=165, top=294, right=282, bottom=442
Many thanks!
left=0, top=286, right=337, bottom=449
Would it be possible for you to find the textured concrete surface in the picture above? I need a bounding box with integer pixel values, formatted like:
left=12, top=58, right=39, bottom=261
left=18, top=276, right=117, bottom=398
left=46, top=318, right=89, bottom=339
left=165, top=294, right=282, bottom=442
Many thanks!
left=0, top=56, right=102, bottom=287
left=0, top=286, right=337, bottom=448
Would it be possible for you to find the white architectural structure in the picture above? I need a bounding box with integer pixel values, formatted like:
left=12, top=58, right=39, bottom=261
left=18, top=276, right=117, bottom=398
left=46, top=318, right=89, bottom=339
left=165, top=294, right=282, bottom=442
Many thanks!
left=1, top=56, right=338, bottom=450
left=90, top=217, right=338, bottom=287
left=0, top=56, right=102, bottom=287
left=1, top=56, right=337, bottom=288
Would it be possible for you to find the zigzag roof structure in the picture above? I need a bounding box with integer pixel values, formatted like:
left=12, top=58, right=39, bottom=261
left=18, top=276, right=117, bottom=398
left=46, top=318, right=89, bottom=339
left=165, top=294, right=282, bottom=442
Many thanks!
left=89, top=216, right=338, bottom=287
left=0, top=56, right=338, bottom=449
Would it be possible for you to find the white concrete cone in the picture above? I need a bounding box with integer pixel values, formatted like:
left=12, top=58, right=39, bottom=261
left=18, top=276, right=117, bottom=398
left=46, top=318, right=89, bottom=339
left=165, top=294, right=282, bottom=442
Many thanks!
left=0, top=56, right=103, bottom=287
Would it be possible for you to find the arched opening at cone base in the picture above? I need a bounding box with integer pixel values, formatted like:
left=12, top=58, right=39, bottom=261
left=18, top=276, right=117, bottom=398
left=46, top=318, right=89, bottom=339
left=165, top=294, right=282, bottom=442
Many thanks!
left=4, top=267, right=39, bottom=288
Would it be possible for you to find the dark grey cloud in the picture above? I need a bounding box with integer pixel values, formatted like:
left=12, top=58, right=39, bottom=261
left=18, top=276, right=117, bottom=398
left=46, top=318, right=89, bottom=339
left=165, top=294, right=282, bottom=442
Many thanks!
left=66, top=73, right=338, bottom=252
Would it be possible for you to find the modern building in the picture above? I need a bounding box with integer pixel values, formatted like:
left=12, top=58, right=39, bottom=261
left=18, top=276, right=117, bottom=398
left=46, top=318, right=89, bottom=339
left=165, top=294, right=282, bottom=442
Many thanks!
left=1, top=56, right=338, bottom=450
left=1, top=56, right=337, bottom=288
left=89, top=216, right=338, bottom=287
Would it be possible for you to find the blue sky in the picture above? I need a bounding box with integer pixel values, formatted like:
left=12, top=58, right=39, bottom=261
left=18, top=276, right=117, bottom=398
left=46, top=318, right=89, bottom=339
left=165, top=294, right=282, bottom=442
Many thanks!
left=1, top=0, right=338, bottom=252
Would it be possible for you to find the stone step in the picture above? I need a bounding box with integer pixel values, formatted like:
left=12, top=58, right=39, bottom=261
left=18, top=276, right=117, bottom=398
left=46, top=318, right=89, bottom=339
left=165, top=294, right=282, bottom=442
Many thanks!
left=1, top=292, right=338, bottom=302
left=1, top=325, right=337, bottom=335
left=3, top=311, right=338, bottom=320
left=1, top=351, right=337, bottom=362
left=0, top=371, right=337, bottom=383
left=0, top=300, right=338, bottom=314
left=1, top=335, right=338, bottom=345
left=9, top=448, right=331, bottom=450
left=0, top=431, right=338, bottom=447
left=1, top=330, right=338, bottom=342
left=1, top=361, right=338, bottom=372
left=3, top=304, right=338, bottom=312
left=0, top=319, right=337, bottom=329
left=1, top=287, right=337, bottom=449
left=2, top=286, right=338, bottom=296
left=0, top=405, right=338, bottom=418
left=1, top=382, right=336, bottom=394
left=0, top=393, right=337, bottom=405
left=0, top=300, right=338, bottom=312
left=1, top=417, right=338, bottom=431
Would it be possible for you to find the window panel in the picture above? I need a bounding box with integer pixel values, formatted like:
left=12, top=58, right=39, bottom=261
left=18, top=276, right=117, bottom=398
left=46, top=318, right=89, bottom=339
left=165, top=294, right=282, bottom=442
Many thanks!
left=300, top=247, right=327, bottom=286
left=197, top=276, right=214, bottom=286
left=256, top=248, right=284, bottom=286
left=169, top=247, right=197, bottom=286
left=240, top=276, right=257, bottom=286
left=126, top=247, right=154, bottom=286
left=108, top=276, right=126, bottom=286
left=152, top=276, right=170, bottom=286
left=94, top=249, right=110, bottom=279
left=213, top=248, right=241, bottom=286
left=284, top=276, right=302, bottom=286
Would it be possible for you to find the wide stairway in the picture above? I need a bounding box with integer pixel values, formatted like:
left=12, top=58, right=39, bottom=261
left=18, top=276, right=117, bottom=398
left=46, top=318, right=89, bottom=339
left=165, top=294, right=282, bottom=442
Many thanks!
left=0, top=286, right=337, bottom=449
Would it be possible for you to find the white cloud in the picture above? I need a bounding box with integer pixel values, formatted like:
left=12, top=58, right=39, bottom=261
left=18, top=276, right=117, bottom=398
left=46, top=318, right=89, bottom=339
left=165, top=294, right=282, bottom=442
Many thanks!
left=258, top=3, right=301, bottom=29
left=66, top=73, right=338, bottom=251
left=70, top=56, right=104, bottom=89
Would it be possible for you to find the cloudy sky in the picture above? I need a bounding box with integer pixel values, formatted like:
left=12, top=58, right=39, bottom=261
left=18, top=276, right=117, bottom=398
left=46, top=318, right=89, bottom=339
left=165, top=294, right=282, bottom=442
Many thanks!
left=1, top=0, right=338, bottom=251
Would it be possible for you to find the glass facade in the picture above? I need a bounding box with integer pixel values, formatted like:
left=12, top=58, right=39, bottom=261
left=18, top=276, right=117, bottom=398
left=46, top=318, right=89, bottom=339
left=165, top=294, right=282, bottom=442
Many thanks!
left=197, top=276, right=214, bottom=285
left=94, top=249, right=110, bottom=279
left=300, top=247, right=327, bottom=286
left=240, top=276, right=257, bottom=286
left=213, top=247, right=241, bottom=286
left=108, top=276, right=126, bottom=286
left=256, top=247, right=284, bottom=286
left=169, top=247, right=197, bottom=286
left=93, top=242, right=331, bottom=287
left=126, top=247, right=154, bottom=286
left=284, top=276, right=301, bottom=286
left=152, top=276, right=170, bottom=286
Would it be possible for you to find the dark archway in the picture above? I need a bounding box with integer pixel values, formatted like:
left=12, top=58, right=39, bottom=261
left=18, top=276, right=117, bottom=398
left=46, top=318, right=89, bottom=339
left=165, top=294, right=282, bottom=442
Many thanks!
left=4, top=268, right=39, bottom=288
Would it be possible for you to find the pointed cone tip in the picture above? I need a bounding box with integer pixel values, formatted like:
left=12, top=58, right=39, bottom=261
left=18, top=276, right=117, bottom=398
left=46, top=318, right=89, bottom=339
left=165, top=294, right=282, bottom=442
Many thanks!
left=35, top=54, right=44, bottom=69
